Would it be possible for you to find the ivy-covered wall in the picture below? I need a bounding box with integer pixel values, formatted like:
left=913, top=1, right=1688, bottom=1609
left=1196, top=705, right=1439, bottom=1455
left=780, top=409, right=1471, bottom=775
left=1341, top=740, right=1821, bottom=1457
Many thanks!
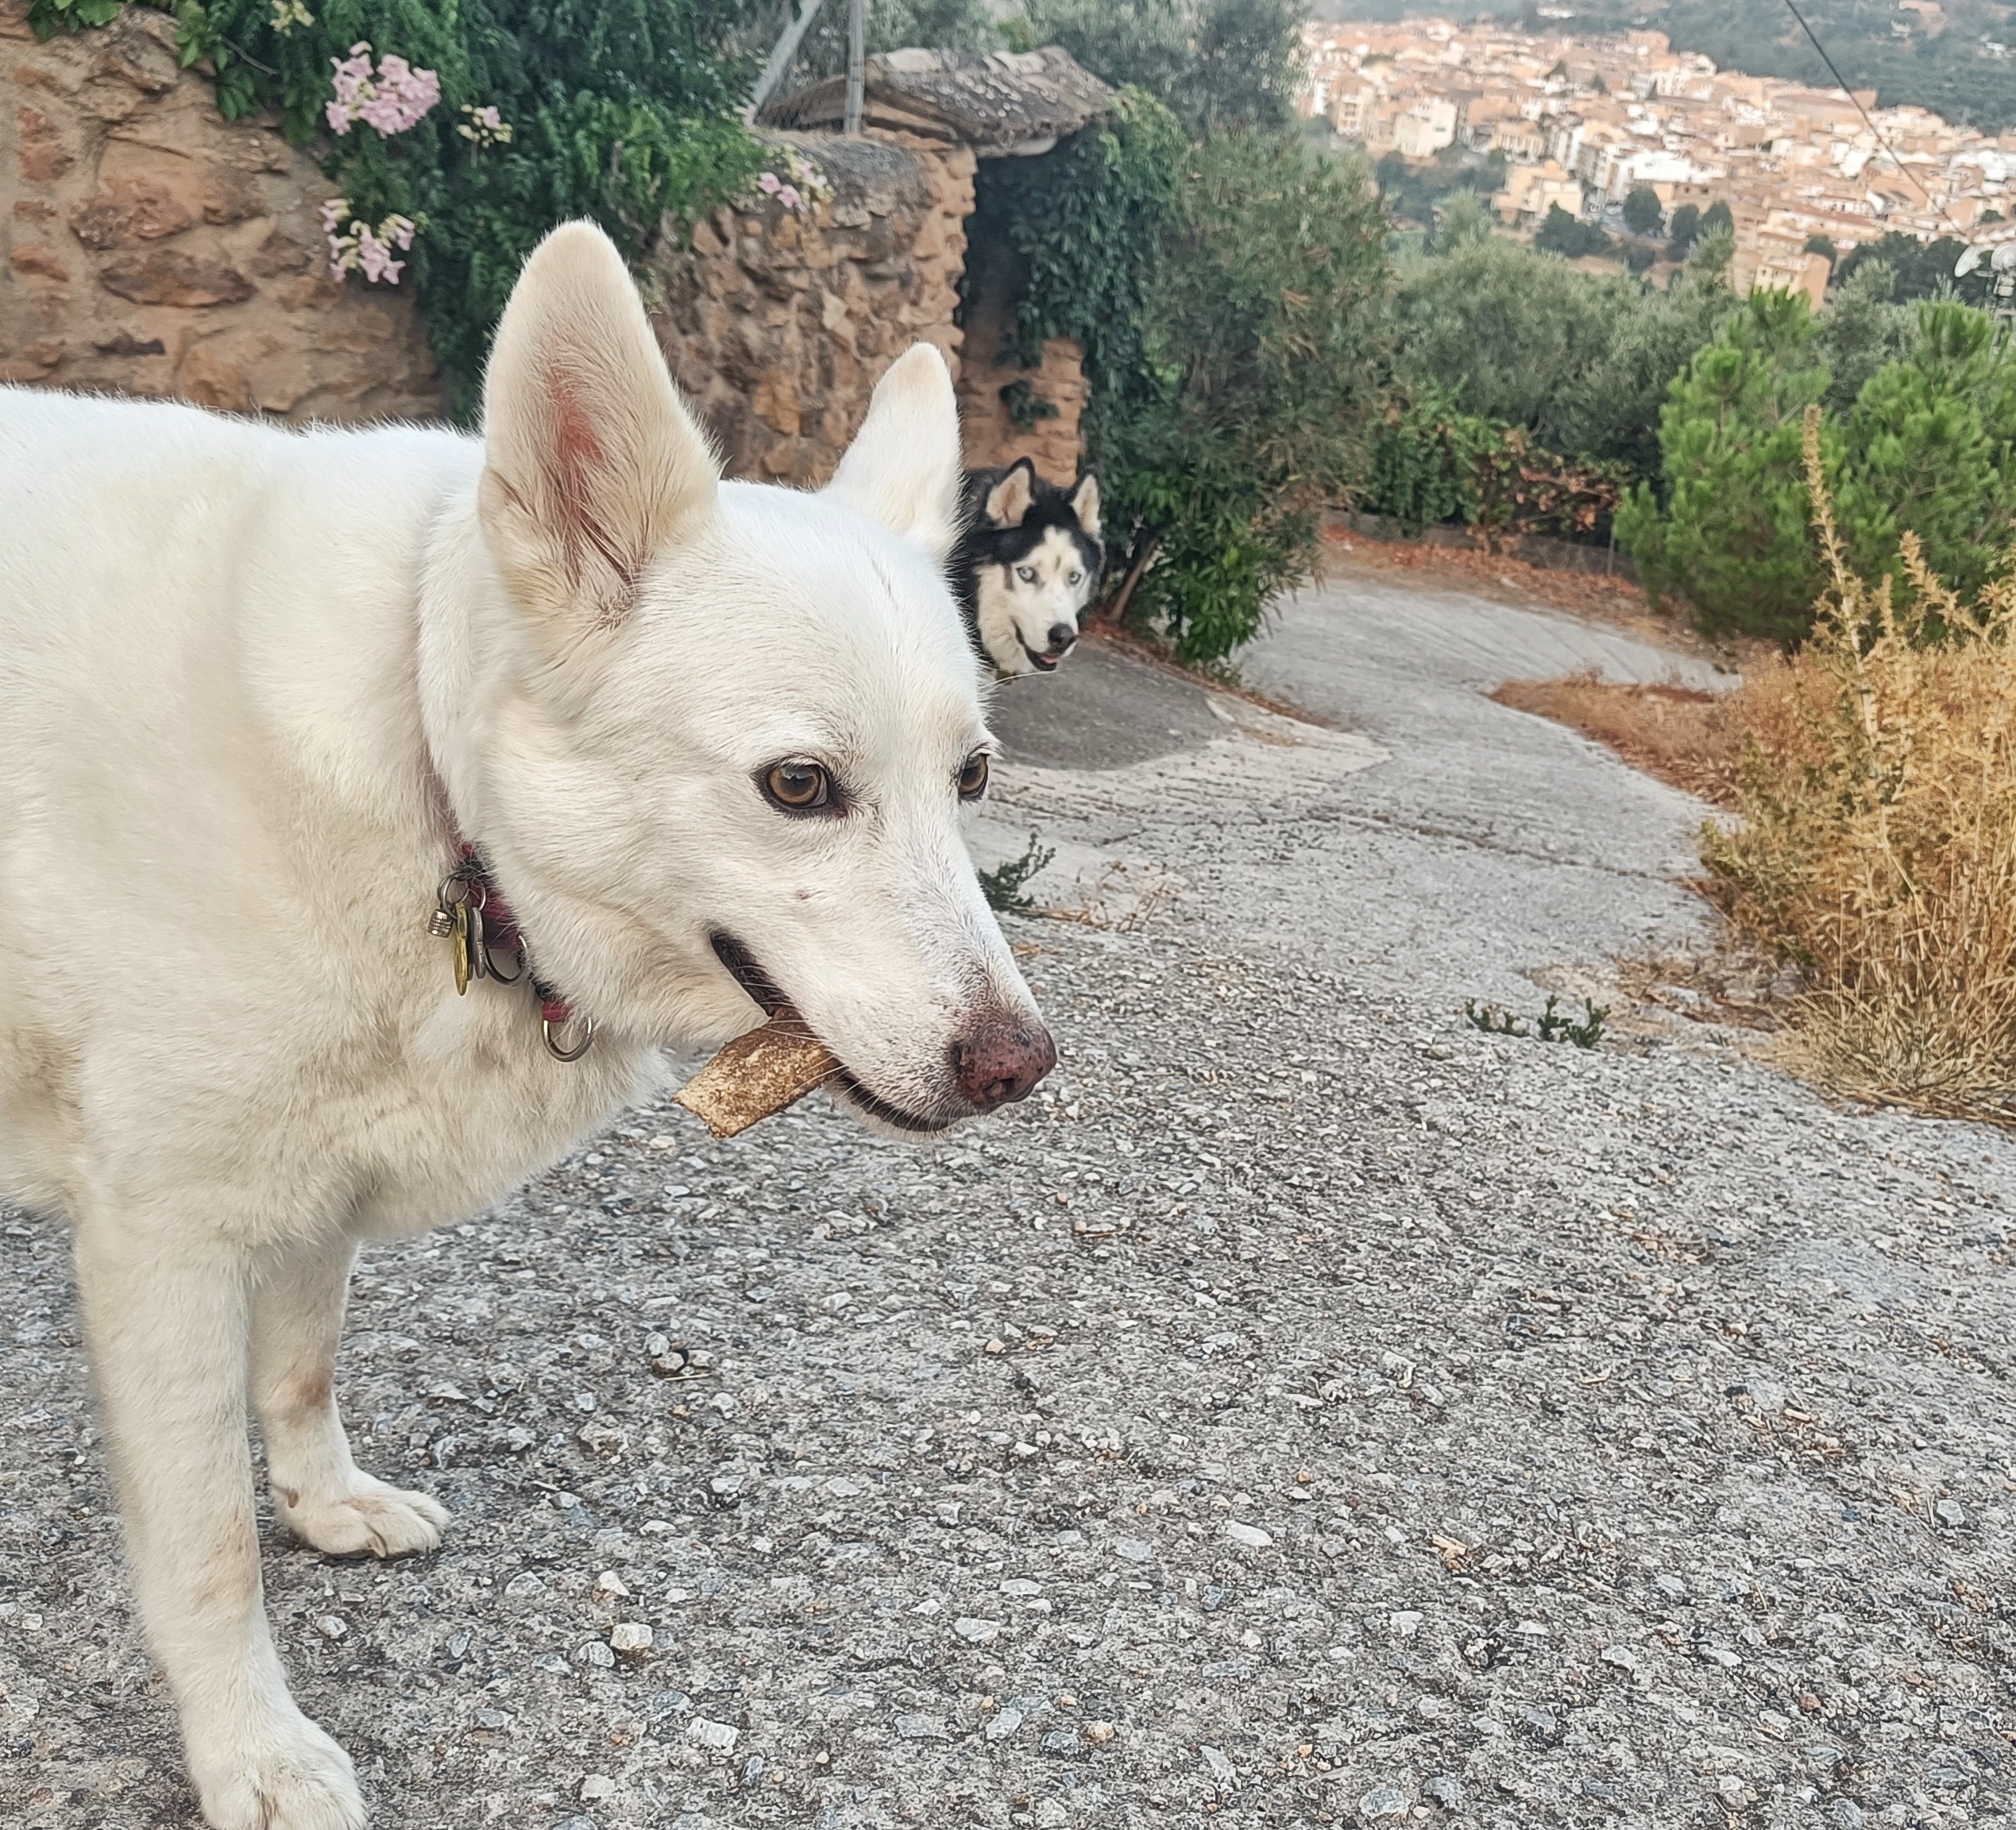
left=3, top=1, right=1090, bottom=488
left=954, top=226, right=1087, bottom=483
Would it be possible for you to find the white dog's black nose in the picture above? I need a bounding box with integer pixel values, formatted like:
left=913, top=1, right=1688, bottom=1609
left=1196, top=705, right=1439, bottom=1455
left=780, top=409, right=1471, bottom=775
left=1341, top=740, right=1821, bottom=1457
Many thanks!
left=1047, top=624, right=1076, bottom=653
left=951, top=1013, right=1056, bottom=1111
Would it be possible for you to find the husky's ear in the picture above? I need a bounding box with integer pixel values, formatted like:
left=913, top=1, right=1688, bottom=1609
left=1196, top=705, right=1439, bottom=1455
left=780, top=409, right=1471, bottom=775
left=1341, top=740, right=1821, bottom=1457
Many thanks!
left=479, top=221, right=717, bottom=635
left=1067, top=471, right=1101, bottom=539
left=983, top=459, right=1037, bottom=530
left=822, top=343, right=963, bottom=562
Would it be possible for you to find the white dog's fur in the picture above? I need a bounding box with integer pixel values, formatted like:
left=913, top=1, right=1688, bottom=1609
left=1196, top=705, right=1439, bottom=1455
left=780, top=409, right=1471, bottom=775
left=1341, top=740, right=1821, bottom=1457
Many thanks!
left=0, top=222, right=1049, bottom=1828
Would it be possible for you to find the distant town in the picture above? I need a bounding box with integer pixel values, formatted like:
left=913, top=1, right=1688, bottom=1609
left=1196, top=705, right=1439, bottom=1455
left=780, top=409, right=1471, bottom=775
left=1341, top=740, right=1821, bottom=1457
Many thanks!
left=1300, top=14, right=2016, bottom=303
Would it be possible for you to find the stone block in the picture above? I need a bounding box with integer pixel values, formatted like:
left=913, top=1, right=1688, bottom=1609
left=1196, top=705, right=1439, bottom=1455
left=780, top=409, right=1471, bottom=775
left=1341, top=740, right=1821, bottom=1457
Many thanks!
left=16, top=103, right=74, bottom=181
left=98, top=247, right=255, bottom=307
left=10, top=242, right=68, bottom=281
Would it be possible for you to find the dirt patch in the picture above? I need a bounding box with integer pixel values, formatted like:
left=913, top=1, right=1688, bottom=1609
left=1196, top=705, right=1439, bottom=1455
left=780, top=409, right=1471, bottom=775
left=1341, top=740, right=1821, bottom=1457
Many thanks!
left=1492, top=673, right=1742, bottom=807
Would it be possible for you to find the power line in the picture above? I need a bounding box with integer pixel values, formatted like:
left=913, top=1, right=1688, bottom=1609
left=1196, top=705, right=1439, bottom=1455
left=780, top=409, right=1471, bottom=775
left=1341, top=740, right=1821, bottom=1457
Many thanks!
left=1778, top=0, right=1975, bottom=245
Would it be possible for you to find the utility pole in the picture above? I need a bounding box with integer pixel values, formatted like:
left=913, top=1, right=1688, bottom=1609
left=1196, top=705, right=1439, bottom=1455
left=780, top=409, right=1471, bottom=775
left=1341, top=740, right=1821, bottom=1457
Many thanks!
left=844, top=0, right=865, bottom=135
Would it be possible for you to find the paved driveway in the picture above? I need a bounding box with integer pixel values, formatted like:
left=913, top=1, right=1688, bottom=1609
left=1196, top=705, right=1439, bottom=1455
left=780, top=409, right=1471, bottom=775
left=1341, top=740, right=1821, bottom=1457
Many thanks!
left=3, top=564, right=2008, bottom=1830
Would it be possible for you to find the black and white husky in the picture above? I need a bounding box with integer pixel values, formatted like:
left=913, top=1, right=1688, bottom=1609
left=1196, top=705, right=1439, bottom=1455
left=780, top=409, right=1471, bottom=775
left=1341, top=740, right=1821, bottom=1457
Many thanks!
left=952, top=457, right=1105, bottom=676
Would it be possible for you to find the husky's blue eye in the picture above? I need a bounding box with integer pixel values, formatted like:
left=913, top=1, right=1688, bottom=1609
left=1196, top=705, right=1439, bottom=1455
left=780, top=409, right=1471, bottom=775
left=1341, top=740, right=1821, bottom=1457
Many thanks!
left=1017, top=566, right=1037, bottom=583
left=957, top=753, right=990, bottom=801
left=761, top=760, right=833, bottom=813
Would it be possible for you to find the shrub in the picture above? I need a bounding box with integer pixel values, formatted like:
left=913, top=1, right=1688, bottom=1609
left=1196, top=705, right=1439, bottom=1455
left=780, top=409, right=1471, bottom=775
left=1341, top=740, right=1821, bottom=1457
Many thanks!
left=1667, top=203, right=1701, bottom=261
left=1705, top=416, right=2016, bottom=1122
left=1621, top=184, right=1663, bottom=237
left=1114, top=131, right=1389, bottom=660
left=1616, top=289, right=1834, bottom=641
left=1363, top=391, right=1497, bottom=531
left=1391, top=224, right=1732, bottom=474
left=1534, top=203, right=1611, bottom=260
left=1835, top=230, right=1999, bottom=308
left=1836, top=302, right=2016, bottom=604
left=1813, top=260, right=1914, bottom=416
left=1624, top=291, right=2016, bottom=639
left=1361, top=401, right=1629, bottom=544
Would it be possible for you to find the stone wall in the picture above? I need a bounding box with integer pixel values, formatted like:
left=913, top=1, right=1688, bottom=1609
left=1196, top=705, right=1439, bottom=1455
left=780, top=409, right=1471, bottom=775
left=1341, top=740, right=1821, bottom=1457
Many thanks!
left=650, top=130, right=976, bottom=487
left=1, top=0, right=439, bottom=418
left=649, top=128, right=1088, bottom=488
left=2, top=10, right=1091, bottom=486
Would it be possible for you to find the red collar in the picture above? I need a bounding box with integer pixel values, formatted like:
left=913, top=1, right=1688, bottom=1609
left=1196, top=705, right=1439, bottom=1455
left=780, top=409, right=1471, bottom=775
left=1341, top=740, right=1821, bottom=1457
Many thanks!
left=447, top=842, right=576, bottom=1028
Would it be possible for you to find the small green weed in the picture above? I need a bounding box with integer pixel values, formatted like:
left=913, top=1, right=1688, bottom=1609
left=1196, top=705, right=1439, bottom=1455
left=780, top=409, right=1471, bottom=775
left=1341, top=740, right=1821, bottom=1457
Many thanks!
left=1465, top=1000, right=1527, bottom=1037
left=979, top=833, right=1056, bottom=915
left=1466, top=994, right=1608, bottom=1048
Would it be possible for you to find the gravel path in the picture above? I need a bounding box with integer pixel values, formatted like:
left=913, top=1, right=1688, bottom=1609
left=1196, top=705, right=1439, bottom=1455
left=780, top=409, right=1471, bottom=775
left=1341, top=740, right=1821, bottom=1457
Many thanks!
left=5, top=561, right=2014, bottom=1830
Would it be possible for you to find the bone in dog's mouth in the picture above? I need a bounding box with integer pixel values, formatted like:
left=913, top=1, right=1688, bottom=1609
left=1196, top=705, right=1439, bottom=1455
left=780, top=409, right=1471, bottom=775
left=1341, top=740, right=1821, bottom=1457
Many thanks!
left=701, top=932, right=952, bottom=1135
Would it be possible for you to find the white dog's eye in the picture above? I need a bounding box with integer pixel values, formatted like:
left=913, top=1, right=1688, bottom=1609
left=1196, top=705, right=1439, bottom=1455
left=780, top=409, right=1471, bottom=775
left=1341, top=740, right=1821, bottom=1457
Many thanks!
left=1017, top=566, right=1037, bottom=583
left=760, top=759, right=835, bottom=814
left=1068, top=569, right=1082, bottom=586
left=957, top=752, right=991, bottom=801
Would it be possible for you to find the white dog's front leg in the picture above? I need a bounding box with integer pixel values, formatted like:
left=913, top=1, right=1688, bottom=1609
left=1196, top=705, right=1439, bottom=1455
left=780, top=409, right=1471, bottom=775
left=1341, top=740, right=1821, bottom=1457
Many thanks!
left=74, top=1222, right=364, bottom=1830
left=252, top=1236, right=448, bottom=1558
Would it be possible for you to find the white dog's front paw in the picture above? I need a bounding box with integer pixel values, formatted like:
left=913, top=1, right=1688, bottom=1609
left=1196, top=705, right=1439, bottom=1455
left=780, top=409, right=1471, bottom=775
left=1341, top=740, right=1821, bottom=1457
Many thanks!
left=278, top=1473, right=450, bottom=1558
left=194, top=1712, right=365, bottom=1830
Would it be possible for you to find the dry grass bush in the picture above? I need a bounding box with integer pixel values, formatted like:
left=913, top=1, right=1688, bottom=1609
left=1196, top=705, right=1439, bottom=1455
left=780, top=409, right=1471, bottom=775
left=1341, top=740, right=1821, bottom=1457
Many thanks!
left=1705, top=411, right=2016, bottom=1122
left=1493, top=674, right=1744, bottom=808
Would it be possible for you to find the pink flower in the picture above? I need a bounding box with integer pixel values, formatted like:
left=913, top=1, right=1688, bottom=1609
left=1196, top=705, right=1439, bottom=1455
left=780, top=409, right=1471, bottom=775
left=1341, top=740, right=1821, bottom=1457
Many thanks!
left=323, top=203, right=416, bottom=284
left=778, top=184, right=801, bottom=210
left=758, top=170, right=782, bottom=194
left=326, top=42, right=440, bottom=138
left=355, top=226, right=404, bottom=284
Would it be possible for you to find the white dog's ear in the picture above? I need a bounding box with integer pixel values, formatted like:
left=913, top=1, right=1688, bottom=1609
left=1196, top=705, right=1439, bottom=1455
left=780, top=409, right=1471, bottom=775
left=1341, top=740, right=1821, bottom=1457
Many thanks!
left=822, top=343, right=963, bottom=562
left=1068, top=471, right=1101, bottom=539
left=983, top=459, right=1037, bottom=530
left=480, top=221, right=717, bottom=633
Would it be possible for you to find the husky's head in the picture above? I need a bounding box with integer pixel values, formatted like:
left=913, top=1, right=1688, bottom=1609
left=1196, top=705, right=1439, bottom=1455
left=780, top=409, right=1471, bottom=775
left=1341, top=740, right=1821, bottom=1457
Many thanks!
left=449, top=222, right=1054, bottom=1133
left=967, top=459, right=1104, bottom=677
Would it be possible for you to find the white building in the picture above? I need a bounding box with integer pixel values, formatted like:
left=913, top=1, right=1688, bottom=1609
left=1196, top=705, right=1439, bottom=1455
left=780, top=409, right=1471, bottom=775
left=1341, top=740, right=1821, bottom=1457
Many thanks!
left=1394, top=98, right=1458, bottom=158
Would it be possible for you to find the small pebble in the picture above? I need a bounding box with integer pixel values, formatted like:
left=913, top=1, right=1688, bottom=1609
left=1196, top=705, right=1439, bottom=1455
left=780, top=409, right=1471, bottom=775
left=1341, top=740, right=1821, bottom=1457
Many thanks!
left=1424, top=1774, right=1465, bottom=1809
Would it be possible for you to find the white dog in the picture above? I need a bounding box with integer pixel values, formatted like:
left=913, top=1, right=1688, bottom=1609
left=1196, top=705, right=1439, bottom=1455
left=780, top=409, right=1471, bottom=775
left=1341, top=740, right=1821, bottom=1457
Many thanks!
left=0, top=222, right=1053, bottom=1828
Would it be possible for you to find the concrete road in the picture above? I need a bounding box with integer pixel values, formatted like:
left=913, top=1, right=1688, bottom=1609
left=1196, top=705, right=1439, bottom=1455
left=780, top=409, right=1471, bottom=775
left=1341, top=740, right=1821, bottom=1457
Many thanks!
left=3, top=562, right=2010, bottom=1830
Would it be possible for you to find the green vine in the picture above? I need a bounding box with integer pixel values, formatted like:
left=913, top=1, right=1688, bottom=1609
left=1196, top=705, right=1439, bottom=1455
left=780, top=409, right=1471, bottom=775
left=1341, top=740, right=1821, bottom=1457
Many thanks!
left=30, top=0, right=766, bottom=416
